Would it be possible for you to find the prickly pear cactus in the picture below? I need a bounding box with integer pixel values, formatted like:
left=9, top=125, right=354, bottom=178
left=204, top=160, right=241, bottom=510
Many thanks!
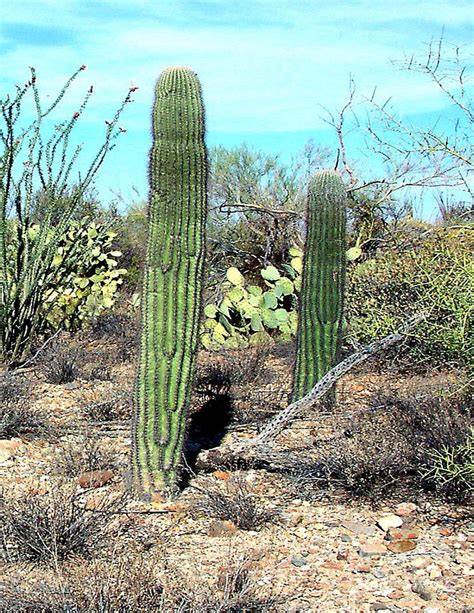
left=292, top=169, right=346, bottom=402
left=132, top=67, right=207, bottom=495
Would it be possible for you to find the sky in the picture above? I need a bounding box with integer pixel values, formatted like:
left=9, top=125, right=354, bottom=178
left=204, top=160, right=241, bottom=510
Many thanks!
left=1, top=0, right=472, bottom=216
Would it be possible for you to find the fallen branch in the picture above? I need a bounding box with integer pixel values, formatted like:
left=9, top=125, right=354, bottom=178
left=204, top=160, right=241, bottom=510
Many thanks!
left=196, top=312, right=427, bottom=469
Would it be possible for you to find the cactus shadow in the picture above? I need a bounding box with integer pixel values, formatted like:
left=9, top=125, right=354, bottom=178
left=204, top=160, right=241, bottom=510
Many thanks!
left=182, top=392, right=234, bottom=483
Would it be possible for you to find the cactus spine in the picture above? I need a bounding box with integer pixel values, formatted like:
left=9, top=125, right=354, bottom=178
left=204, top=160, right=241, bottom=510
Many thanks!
left=132, top=67, right=207, bottom=495
left=292, top=169, right=346, bottom=402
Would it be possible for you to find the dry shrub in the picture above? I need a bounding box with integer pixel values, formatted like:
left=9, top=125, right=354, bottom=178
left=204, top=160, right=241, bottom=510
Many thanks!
left=285, top=388, right=472, bottom=503
left=1, top=555, right=281, bottom=612
left=0, top=484, right=123, bottom=565
left=55, top=435, right=117, bottom=477
left=192, top=476, right=277, bottom=530
left=0, top=372, right=50, bottom=440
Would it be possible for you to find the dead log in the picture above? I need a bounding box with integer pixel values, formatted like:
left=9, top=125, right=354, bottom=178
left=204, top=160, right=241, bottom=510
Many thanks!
left=195, top=313, right=427, bottom=471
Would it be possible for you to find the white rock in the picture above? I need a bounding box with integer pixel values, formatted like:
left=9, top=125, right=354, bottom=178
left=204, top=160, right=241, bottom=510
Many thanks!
left=377, top=514, right=403, bottom=532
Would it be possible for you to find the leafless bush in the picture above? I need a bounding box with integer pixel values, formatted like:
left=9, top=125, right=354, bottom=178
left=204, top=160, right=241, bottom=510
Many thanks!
left=55, top=435, right=116, bottom=477
left=0, top=485, right=123, bottom=565
left=285, top=388, right=472, bottom=502
left=192, top=476, right=276, bottom=530
left=82, top=389, right=133, bottom=422
left=41, top=340, right=85, bottom=384
left=0, top=373, right=50, bottom=439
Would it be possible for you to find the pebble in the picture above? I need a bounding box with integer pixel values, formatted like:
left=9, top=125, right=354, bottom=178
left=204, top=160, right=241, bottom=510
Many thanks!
left=372, top=569, right=386, bottom=579
left=411, top=579, right=434, bottom=601
left=341, top=520, right=375, bottom=535
left=386, top=539, right=417, bottom=553
left=359, top=543, right=388, bottom=558
left=291, top=555, right=309, bottom=567
left=78, top=469, right=114, bottom=488
left=207, top=520, right=237, bottom=537
left=395, top=502, right=418, bottom=516
left=386, top=527, right=419, bottom=541
left=377, top=514, right=403, bottom=532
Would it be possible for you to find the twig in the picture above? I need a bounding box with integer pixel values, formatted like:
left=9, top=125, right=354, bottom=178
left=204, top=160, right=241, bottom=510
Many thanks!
left=14, top=327, right=62, bottom=371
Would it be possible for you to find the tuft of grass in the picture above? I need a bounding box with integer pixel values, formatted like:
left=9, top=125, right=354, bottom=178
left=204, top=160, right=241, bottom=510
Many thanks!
left=41, top=340, right=84, bottom=384
left=0, top=373, right=49, bottom=440
left=55, top=435, right=116, bottom=478
left=0, top=485, right=123, bottom=566
left=192, top=476, right=276, bottom=531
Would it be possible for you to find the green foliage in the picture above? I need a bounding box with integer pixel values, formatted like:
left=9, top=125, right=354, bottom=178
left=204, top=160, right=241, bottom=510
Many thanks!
left=0, top=66, right=134, bottom=366
left=421, top=428, right=473, bottom=502
left=132, top=67, right=208, bottom=495
left=292, top=170, right=347, bottom=401
left=346, top=228, right=473, bottom=370
left=202, top=249, right=302, bottom=349
left=37, top=220, right=126, bottom=329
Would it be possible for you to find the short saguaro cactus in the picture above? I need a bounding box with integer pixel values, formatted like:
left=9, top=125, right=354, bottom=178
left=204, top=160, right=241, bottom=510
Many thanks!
left=292, top=169, right=347, bottom=402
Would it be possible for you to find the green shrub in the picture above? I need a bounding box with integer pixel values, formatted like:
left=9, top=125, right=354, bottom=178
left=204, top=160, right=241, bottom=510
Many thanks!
left=202, top=247, right=302, bottom=349
left=421, top=428, right=473, bottom=502
left=346, top=228, right=473, bottom=370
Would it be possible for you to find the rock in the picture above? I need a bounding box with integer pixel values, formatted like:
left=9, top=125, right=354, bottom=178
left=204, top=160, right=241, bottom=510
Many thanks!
left=0, top=438, right=23, bottom=462
left=411, top=579, right=434, bottom=601
left=387, top=539, right=417, bottom=553
left=358, top=543, right=387, bottom=557
left=387, top=590, right=404, bottom=600
left=386, top=527, right=419, bottom=541
left=377, top=514, right=403, bottom=532
left=212, top=470, right=231, bottom=481
left=341, top=534, right=352, bottom=543
left=395, top=502, right=417, bottom=516
left=411, top=556, right=430, bottom=569
left=78, top=470, right=114, bottom=488
left=371, top=604, right=392, bottom=612
left=208, top=520, right=237, bottom=537
left=291, top=555, right=309, bottom=567
left=372, top=569, right=386, bottom=579
left=341, top=520, right=375, bottom=535
left=353, top=564, right=371, bottom=573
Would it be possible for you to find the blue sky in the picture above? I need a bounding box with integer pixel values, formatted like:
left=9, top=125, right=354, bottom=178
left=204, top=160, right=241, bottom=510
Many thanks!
left=1, top=1, right=472, bottom=216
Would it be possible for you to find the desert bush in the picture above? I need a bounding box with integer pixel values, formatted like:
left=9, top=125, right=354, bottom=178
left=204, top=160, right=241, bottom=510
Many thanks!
left=82, top=389, right=133, bottom=422
left=192, top=477, right=276, bottom=530
left=346, top=227, right=473, bottom=370
left=41, top=339, right=85, bottom=384
left=0, top=66, right=134, bottom=366
left=0, top=555, right=280, bottom=612
left=55, top=435, right=116, bottom=477
left=285, top=389, right=472, bottom=502
left=421, top=427, right=473, bottom=503
left=0, top=485, right=121, bottom=565
left=0, top=373, right=49, bottom=439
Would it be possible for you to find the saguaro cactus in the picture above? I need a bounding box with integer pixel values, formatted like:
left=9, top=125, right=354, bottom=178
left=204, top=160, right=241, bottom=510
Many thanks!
left=292, top=169, right=346, bottom=402
left=132, top=67, right=207, bottom=495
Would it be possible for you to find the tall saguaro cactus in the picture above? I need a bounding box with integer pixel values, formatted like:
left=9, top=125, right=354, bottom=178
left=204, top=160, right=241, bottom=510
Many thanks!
left=132, top=67, right=207, bottom=495
left=292, top=169, right=346, bottom=402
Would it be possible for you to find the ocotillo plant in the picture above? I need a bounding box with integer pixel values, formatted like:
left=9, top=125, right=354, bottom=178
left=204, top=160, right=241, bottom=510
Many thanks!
left=292, top=169, right=346, bottom=402
left=132, top=67, right=207, bottom=495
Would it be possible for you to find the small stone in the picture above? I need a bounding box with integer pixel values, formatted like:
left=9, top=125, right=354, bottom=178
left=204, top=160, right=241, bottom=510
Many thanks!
left=372, top=569, right=386, bottom=579
left=386, top=527, right=419, bottom=541
left=341, top=520, right=375, bottom=535
left=291, top=555, right=308, bottom=567
left=411, top=580, right=434, bottom=601
left=371, top=605, right=391, bottom=612
left=388, top=590, right=404, bottom=600
left=208, top=520, right=237, bottom=537
left=212, top=470, right=231, bottom=481
left=359, top=543, right=387, bottom=557
left=387, top=539, right=417, bottom=553
left=439, top=527, right=453, bottom=537
left=395, top=502, right=417, bottom=516
left=377, top=514, right=403, bottom=532
left=411, top=557, right=430, bottom=569
left=320, top=561, right=344, bottom=571
left=341, top=534, right=352, bottom=543
left=337, top=549, right=349, bottom=561
left=78, top=469, right=114, bottom=488
left=353, top=564, right=371, bottom=573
